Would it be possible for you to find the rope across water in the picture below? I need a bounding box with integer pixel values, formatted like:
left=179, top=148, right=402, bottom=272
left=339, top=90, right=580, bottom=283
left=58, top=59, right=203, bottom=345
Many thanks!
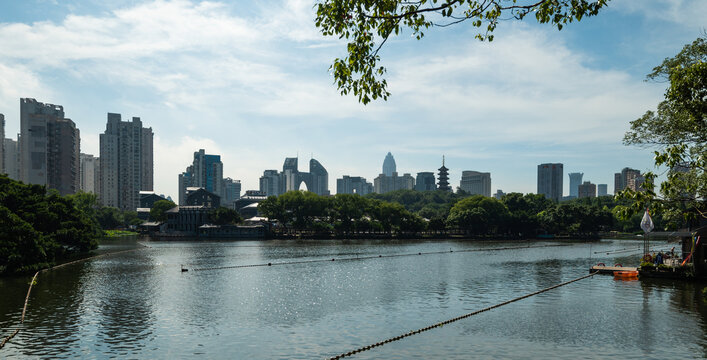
left=326, top=271, right=599, bottom=359
left=189, top=243, right=572, bottom=272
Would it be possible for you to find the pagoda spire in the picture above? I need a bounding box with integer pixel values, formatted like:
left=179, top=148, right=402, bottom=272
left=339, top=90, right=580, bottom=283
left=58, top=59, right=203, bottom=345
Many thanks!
left=437, top=156, right=450, bottom=192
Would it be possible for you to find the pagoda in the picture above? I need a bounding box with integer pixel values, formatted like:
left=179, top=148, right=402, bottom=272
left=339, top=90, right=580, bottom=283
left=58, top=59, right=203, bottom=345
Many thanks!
left=437, top=156, right=451, bottom=191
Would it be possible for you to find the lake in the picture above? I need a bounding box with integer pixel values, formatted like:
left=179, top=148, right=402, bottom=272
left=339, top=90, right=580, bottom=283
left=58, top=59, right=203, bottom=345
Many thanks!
left=1, top=237, right=706, bottom=359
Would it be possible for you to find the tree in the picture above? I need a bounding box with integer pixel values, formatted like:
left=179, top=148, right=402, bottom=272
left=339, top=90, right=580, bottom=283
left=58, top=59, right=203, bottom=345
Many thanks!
left=618, top=36, right=706, bottom=229
left=209, top=207, right=242, bottom=225
left=447, top=195, right=509, bottom=234
left=315, top=0, right=608, bottom=104
left=150, top=199, right=177, bottom=222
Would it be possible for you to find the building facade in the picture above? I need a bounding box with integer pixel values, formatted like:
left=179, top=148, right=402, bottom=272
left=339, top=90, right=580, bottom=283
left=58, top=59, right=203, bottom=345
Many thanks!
left=614, top=167, right=643, bottom=193
left=337, top=175, right=373, bottom=195
left=100, top=113, right=153, bottom=210
left=597, top=184, right=608, bottom=196
left=459, top=170, right=491, bottom=197
left=0, top=113, right=4, bottom=173
left=222, top=177, right=241, bottom=207
left=374, top=172, right=415, bottom=193
left=415, top=172, right=436, bottom=191
left=178, top=149, right=224, bottom=205
left=537, top=163, right=563, bottom=202
left=79, top=153, right=100, bottom=194
left=3, top=138, right=19, bottom=180
left=19, top=98, right=80, bottom=195
left=568, top=172, right=583, bottom=198
left=578, top=181, right=596, bottom=198
left=258, top=157, right=330, bottom=196
left=493, top=189, right=506, bottom=200
left=382, top=152, right=396, bottom=177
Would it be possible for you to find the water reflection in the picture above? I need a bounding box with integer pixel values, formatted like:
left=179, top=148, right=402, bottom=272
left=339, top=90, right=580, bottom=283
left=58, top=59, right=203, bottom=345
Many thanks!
left=1, top=239, right=706, bottom=359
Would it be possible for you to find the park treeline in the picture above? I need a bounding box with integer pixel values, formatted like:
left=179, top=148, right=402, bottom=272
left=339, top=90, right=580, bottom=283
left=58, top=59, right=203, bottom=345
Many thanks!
left=259, top=189, right=656, bottom=237
left=0, top=175, right=143, bottom=275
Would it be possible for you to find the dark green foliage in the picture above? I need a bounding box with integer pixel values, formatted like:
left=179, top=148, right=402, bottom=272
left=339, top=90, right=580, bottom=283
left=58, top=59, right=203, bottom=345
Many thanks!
left=0, top=175, right=100, bottom=275
left=149, top=199, right=177, bottom=222
left=315, top=0, right=608, bottom=104
left=618, top=36, right=706, bottom=229
left=257, top=189, right=633, bottom=237
left=209, top=207, right=242, bottom=225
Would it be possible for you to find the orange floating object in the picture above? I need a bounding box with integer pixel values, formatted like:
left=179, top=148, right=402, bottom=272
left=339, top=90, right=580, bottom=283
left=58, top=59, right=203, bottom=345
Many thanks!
left=614, top=270, right=639, bottom=280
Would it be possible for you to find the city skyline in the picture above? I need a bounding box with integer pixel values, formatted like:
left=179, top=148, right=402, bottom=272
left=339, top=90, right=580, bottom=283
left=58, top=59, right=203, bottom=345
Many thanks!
left=0, top=1, right=704, bottom=199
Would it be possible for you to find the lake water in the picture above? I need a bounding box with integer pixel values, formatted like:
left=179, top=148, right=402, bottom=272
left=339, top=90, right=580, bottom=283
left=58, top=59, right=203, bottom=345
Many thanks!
left=1, top=238, right=706, bottom=359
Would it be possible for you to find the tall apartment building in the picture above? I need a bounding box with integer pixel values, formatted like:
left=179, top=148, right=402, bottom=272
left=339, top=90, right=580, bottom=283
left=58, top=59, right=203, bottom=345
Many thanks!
left=415, top=172, right=436, bottom=191
left=222, top=177, right=241, bottom=207
left=459, top=170, right=491, bottom=197
left=382, top=152, right=396, bottom=176
left=79, top=153, right=99, bottom=194
left=537, top=163, right=563, bottom=202
left=374, top=172, right=415, bottom=193
left=3, top=138, right=19, bottom=180
left=614, top=167, right=642, bottom=193
left=568, top=172, right=583, bottom=198
left=19, top=98, right=80, bottom=195
left=597, top=184, right=608, bottom=196
left=578, top=181, right=596, bottom=198
left=178, top=149, right=223, bottom=205
left=0, top=113, right=4, bottom=173
left=337, top=175, right=373, bottom=195
left=100, top=113, right=153, bottom=210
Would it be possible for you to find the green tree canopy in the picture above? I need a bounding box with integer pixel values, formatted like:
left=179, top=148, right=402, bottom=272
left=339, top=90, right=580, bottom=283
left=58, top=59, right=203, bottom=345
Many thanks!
left=150, top=199, right=177, bottom=222
left=619, top=36, right=706, bottom=229
left=209, top=207, right=242, bottom=225
left=315, top=0, right=608, bottom=104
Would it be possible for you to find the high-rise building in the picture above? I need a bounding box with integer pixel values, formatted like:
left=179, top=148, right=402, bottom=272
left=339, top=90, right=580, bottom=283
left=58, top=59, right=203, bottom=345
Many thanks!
left=100, top=113, right=153, bottom=210
left=614, top=167, right=643, bottom=193
left=459, top=170, right=491, bottom=197
left=493, top=189, right=506, bottom=200
left=258, top=157, right=330, bottom=196
left=0, top=113, right=4, bottom=173
left=79, top=153, right=99, bottom=194
left=578, top=181, right=596, bottom=198
left=19, top=98, right=80, bottom=195
left=537, top=163, right=563, bottom=202
left=308, top=158, right=329, bottom=196
left=259, top=169, right=281, bottom=196
left=438, top=156, right=450, bottom=192
left=382, top=152, right=396, bottom=176
left=568, top=172, right=583, bottom=198
left=597, top=184, right=608, bottom=196
left=374, top=172, right=415, bottom=193
left=3, top=138, right=19, bottom=180
left=415, top=172, right=436, bottom=191
left=337, top=175, right=373, bottom=195
left=178, top=149, right=224, bottom=205
left=222, top=177, right=241, bottom=207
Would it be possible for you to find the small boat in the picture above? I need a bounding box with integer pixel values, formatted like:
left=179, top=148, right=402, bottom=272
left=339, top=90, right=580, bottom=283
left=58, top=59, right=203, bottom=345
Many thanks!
left=613, top=270, right=639, bottom=280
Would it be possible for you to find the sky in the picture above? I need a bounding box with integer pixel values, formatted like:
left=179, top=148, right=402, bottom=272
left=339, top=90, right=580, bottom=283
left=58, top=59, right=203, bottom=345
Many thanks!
left=0, top=0, right=705, bottom=199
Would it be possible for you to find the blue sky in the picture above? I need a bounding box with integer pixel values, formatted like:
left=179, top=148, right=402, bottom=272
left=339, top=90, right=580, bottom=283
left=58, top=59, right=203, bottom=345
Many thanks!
left=0, top=0, right=705, bottom=199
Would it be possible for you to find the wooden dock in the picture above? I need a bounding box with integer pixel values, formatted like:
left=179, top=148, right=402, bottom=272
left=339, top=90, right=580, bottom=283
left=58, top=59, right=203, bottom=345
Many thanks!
left=590, top=265, right=638, bottom=275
